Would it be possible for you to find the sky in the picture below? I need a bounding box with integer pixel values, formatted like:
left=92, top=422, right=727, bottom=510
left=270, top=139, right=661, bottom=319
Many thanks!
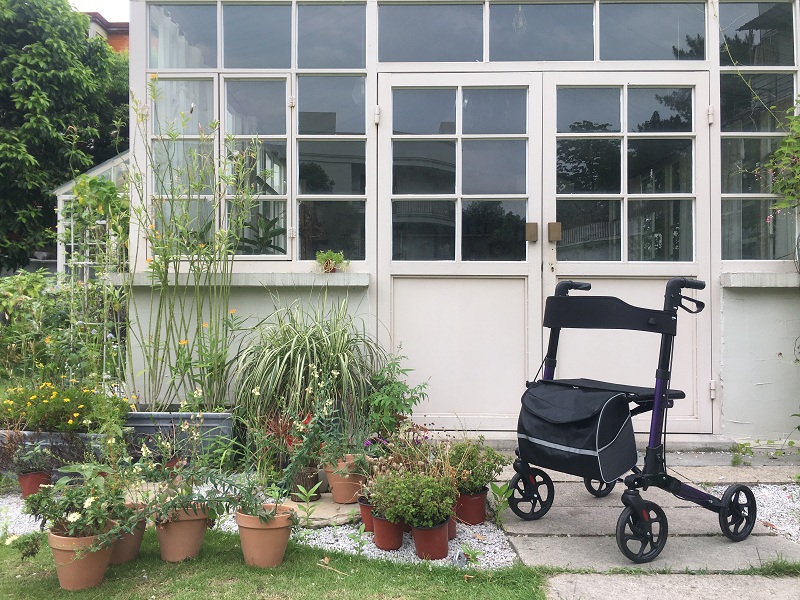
left=70, top=0, right=130, bottom=23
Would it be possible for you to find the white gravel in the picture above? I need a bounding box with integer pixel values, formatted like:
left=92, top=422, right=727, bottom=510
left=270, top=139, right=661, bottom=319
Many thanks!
left=3, top=484, right=798, bottom=570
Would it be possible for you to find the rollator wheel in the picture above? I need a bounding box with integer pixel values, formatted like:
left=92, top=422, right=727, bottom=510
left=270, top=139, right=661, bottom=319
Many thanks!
left=508, top=469, right=554, bottom=521
left=583, top=478, right=616, bottom=498
left=615, top=501, right=668, bottom=563
left=718, top=484, right=757, bottom=541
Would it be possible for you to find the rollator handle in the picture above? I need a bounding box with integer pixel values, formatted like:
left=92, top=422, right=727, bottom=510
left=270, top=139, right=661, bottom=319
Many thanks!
left=665, top=278, right=705, bottom=312
left=555, top=280, right=591, bottom=296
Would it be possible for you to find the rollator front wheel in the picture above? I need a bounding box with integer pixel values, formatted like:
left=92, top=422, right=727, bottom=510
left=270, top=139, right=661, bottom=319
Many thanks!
left=508, top=469, right=554, bottom=521
left=718, top=484, right=757, bottom=541
left=583, top=478, right=616, bottom=498
left=615, top=501, right=668, bottom=563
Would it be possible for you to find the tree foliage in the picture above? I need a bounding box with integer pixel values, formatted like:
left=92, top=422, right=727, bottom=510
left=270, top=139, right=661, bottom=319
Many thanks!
left=0, top=0, right=128, bottom=272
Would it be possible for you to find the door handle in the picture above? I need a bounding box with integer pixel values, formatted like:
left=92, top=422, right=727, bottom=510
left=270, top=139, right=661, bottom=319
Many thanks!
left=525, top=223, right=538, bottom=242
left=548, top=222, right=562, bottom=242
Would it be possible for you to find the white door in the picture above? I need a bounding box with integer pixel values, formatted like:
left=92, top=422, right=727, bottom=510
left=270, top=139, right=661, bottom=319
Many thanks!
left=541, top=72, right=713, bottom=433
left=376, top=73, right=543, bottom=431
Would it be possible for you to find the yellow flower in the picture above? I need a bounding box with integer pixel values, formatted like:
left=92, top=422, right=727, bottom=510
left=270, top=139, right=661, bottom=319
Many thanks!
left=44, top=336, right=52, bottom=344
left=229, top=309, right=237, bottom=314
left=78, top=404, right=85, bottom=409
left=202, top=322, right=208, bottom=328
left=67, top=419, right=73, bottom=425
left=64, top=398, right=70, bottom=403
left=29, top=395, right=36, bottom=400
left=179, top=339, right=188, bottom=346
left=43, top=399, right=48, bottom=404
left=73, top=413, right=79, bottom=418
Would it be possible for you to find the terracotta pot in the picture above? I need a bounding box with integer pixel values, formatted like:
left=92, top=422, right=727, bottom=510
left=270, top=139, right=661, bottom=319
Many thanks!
left=48, top=529, right=113, bottom=590
left=323, top=455, right=366, bottom=504
left=411, top=520, right=449, bottom=560
left=448, top=514, right=457, bottom=540
left=358, top=496, right=374, bottom=532
left=456, top=488, right=488, bottom=525
left=110, top=518, right=146, bottom=565
left=18, top=471, right=51, bottom=499
left=236, top=504, right=295, bottom=568
left=155, top=503, right=209, bottom=562
left=372, top=513, right=404, bottom=551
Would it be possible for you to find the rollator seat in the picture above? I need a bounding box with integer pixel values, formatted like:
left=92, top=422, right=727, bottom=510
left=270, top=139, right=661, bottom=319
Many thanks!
left=542, top=378, right=685, bottom=403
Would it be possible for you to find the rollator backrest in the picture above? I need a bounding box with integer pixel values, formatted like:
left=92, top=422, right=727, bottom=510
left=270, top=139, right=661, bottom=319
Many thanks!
left=543, top=296, right=677, bottom=336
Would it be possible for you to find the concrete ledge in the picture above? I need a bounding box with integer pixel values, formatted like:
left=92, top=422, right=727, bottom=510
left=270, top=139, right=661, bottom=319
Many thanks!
left=720, top=272, right=800, bottom=288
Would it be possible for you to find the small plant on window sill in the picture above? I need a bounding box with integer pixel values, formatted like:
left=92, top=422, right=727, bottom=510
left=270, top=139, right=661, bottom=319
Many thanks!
left=315, top=250, right=348, bottom=273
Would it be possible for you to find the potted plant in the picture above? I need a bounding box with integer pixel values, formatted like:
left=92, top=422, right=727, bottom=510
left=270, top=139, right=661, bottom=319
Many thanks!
left=369, top=471, right=409, bottom=551
left=12, top=441, right=54, bottom=498
left=450, top=436, right=510, bottom=525
left=233, top=476, right=297, bottom=568
left=320, top=437, right=369, bottom=504
left=392, top=472, right=458, bottom=560
left=315, top=249, right=348, bottom=273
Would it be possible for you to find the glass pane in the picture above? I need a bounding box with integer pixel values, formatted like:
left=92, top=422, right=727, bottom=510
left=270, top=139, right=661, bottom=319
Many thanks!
left=379, top=4, right=483, bottom=62
left=393, top=141, right=456, bottom=194
left=228, top=140, right=287, bottom=196
left=720, top=73, right=794, bottom=132
left=153, top=79, right=214, bottom=136
left=719, top=2, right=794, bottom=66
left=298, top=76, right=366, bottom=135
left=152, top=141, right=214, bottom=196
left=298, top=200, right=366, bottom=260
left=226, top=80, right=286, bottom=136
left=154, top=198, right=215, bottom=253
left=628, top=88, right=693, bottom=132
left=233, top=200, right=287, bottom=256
left=462, top=200, right=526, bottom=261
left=628, top=199, right=694, bottom=261
left=298, top=141, right=366, bottom=195
left=556, top=199, right=621, bottom=260
left=490, top=3, right=593, bottom=61
left=463, top=88, right=527, bottom=134
left=393, top=89, right=456, bottom=134
left=600, top=3, right=706, bottom=60
left=462, top=140, right=526, bottom=195
left=392, top=200, right=455, bottom=260
left=298, top=4, right=366, bottom=68
left=628, top=139, right=693, bottom=194
left=557, top=139, right=621, bottom=193
left=558, top=88, right=621, bottom=133
left=722, top=199, right=797, bottom=259
left=224, top=4, right=291, bottom=68
left=149, top=4, right=217, bottom=68
left=721, top=137, right=780, bottom=193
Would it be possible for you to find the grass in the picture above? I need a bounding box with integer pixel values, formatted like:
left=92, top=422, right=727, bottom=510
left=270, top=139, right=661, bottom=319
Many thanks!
left=0, top=529, right=547, bottom=600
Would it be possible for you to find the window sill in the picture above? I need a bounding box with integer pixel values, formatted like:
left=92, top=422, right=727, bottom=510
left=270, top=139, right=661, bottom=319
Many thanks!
left=115, top=272, right=370, bottom=288
left=720, top=272, right=800, bottom=288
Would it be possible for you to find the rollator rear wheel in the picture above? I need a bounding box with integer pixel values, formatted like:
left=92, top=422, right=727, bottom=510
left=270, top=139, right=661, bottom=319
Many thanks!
left=615, top=501, right=668, bottom=563
left=718, top=484, right=757, bottom=541
left=583, top=478, right=616, bottom=498
left=508, top=469, right=554, bottom=521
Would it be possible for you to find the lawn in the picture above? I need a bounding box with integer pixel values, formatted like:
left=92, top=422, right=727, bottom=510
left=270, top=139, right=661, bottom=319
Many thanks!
left=0, top=529, right=547, bottom=600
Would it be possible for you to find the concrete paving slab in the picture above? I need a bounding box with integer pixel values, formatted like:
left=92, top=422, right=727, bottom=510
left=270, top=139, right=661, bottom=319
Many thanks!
left=546, top=574, right=800, bottom=600
left=510, top=533, right=800, bottom=572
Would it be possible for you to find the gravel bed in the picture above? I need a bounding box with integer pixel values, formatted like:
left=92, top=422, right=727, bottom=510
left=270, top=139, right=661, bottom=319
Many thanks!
left=2, top=484, right=798, bottom=570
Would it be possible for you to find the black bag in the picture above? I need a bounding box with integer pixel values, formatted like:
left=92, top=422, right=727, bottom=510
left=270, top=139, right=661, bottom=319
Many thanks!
left=517, top=381, right=637, bottom=483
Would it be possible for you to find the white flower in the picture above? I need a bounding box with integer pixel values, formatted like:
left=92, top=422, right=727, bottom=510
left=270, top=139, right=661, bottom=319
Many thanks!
left=4, top=535, right=18, bottom=546
left=251, top=387, right=261, bottom=396
left=140, top=444, right=152, bottom=457
left=331, top=370, right=339, bottom=378
left=83, top=497, right=96, bottom=509
left=66, top=512, right=81, bottom=523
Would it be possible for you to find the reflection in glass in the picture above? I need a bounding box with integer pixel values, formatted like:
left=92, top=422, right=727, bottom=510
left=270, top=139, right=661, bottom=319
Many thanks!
left=298, top=4, right=366, bottom=68
left=233, top=200, right=287, bottom=256
left=462, top=140, right=526, bottom=195
left=379, top=4, right=483, bottom=62
left=149, top=4, right=217, bottom=68
left=153, top=79, right=214, bottom=135
left=719, top=2, right=794, bottom=66
left=557, top=139, right=621, bottom=193
left=628, top=88, right=693, bottom=132
left=722, top=198, right=796, bottom=259
left=556, top=199, right=621, bottom=260
left=462, top=200, right=526, bottom=261
left=154, top=198, right=215, bottom=253
left=628, top=199, right=693, bottom=261
left=490, top=3, right=593, bottom=61
left=393, top=141, right=456, bottom=194
left=628, top=139, right=693, bottom=193
left=557, top=88, right=621, bottom=133
left=298, top=141, right=365, bottom=195
left=600, top=3, right=705, bottom=60
left=223, top=4, right=291, bottom=68
left=720, top=73, right=794, bottom=132
left=392, top=200, right=455, bottom=260
left=228, top=141, right=287, bottom=195
left=393, top=89, right=456, bottom=134
left=299, top=200, right=366, bottom=260
left=226, top=80, right=286, bottom=136
left=463, top=88, right=527, bottom=134
left=298, top=76, right=366, bottom=135
left=152, top=141, right=215, bottom=196
left=721, top=138, right=780, bottom=193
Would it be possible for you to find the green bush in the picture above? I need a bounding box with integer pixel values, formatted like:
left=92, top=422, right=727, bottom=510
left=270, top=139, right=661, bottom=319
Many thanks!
left=450, top=437, right=511, bottom=494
